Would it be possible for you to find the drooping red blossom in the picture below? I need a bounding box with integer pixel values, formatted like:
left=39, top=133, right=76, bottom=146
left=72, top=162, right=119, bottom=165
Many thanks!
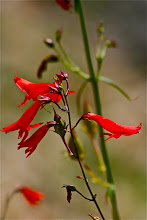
left=14, top=76, right=62, bottom=106
left=1, top=100, right=42, bottom=140
left=17, top=122, right=55, bottom=157
left=16, top=185, right=44, bottom=205
left=55, top=0, right=71, bottom=10
left=82, top=113, right=142, bottom=141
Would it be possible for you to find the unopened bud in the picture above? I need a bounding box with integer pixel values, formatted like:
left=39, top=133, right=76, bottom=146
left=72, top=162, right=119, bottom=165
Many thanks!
left=68, top=130, right=85, bottom=160
left=54, top=110, right=66, bottom=138
left=37, top=55, right=58, bottom=78
left=89, top=213, right=100, bottom=220
left=43, top=38, right=55, bottom=48
left=97, top=20, right=104, bottom=34
left=55, top=0, right=71, bottom=11
left=56, top=71, right=68, bottom=80
left=106, top=40, right=117, bottom=48
left=62, top=184, right=77, bottom=203
left=56, top=29, right=63, bottom=42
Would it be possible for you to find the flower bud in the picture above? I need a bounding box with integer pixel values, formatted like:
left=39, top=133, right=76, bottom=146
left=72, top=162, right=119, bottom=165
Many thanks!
left=56, top=71, right=68, bottom=81
left=54, top=110, right=66, bottom=138
left=97, top=20, right=104, bottom=34
left=55, top=0, right=71, bottom=11
left=43, top=38, right=55, bottom=48
left=62, top=184, right=77, bottom=203
left=68, top=130, right=85, bottom=160
left=37, top=55, right=58, bottom=78
left=89, top=213, right=100, bottom=220
left=106, top=40, right=117, bottom=48
left=56, top=29, right=63, bottom=43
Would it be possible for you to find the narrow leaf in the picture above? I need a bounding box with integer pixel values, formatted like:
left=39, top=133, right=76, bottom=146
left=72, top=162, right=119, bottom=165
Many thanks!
left=99, top=76, right=131, bottom=101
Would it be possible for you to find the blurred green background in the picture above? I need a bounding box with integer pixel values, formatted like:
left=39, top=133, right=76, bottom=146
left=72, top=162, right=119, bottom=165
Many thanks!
left=1, top=0, right=146, bottom=219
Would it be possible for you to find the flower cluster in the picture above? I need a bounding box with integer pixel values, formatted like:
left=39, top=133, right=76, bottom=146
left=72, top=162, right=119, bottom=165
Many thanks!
left=1, top=72, right=142, bottom=159
left=1, top=72, right=74, bottom=157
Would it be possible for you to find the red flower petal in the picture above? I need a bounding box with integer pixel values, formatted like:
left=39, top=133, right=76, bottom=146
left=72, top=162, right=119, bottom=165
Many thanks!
left=18, top=123, right=51, bottom=157
left=1, top=100, right=42, bottom=139
left=14, top=76, right=63, bottom=106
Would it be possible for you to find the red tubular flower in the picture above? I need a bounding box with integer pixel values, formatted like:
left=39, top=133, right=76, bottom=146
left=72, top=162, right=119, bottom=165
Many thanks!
left=16, top=185, right=44, bottom=205
left=14, top=76, right=62, bottom=106
left=82, top=113, right=142, bottom=141
left=17, top=123, right=54, bottom=157
left=55, top=0, right=71, bottom=10
left=1, top=100, right=42, bottom=140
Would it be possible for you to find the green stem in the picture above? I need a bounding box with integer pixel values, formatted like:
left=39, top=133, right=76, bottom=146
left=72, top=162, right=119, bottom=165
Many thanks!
left=77, top=0, right=120, bottom=219
left=54, top=46, right=89, bottom=80
left=58, top=41, right=71, bottom=63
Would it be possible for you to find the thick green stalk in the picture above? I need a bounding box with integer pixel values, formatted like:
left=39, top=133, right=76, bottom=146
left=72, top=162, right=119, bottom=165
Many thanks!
left=77, top=0, right=120, bottom=219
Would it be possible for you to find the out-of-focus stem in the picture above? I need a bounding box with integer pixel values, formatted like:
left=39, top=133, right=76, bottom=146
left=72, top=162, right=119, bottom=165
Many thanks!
left=1, top=191, right=15, bottom=220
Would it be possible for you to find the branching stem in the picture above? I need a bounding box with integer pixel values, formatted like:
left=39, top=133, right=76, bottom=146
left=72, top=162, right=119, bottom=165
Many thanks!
left=63, top=94, right=105, bottom=220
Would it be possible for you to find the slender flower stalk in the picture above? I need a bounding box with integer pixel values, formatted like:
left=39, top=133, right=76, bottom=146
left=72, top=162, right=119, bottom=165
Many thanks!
left=63, top=94, right=105, bottom=220
left=76, top=0, right=120, bottom=218
left=1, top=191, right=15, bottom=220
left=62, top=137, right=73, bottom=155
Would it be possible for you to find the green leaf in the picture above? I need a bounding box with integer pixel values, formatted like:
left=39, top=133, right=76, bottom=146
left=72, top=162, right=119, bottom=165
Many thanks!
left=99, top=76, right=131, bottom=101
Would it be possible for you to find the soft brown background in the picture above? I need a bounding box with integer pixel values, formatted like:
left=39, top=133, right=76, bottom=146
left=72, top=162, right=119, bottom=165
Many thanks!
left=1, top=0, right=146, bottom=219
